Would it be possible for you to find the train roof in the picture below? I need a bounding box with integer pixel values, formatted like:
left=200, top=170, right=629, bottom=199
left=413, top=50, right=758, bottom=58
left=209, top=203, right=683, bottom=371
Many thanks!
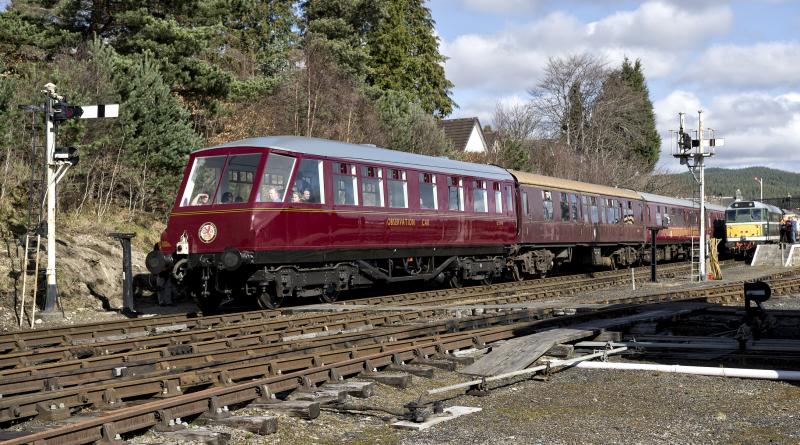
left=508, top=170, right=641, bottom=200
left=727, top=200, right=782, bottom=213
left=640, top=193, right=727, bottom=212
left=200, top=136, right=514, bottom=181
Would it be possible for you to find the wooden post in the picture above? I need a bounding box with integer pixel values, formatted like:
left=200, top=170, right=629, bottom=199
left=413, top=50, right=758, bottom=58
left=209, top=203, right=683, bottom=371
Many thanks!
left=18, top=235, right=30, bottom=327
left=31, top=235, right=41, bottom=329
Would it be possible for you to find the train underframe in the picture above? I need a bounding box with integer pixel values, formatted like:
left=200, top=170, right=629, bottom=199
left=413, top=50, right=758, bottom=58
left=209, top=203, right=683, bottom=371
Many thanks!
left=149, top=241, right=699, bottom=311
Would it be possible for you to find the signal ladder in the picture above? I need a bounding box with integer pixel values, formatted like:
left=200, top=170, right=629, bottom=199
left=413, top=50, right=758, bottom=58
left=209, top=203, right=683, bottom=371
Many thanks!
left=690, top=236, right=702, bottom=281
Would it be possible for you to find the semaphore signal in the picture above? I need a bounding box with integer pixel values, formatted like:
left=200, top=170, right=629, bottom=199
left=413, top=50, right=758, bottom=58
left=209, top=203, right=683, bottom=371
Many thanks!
left=40, top=83, right=119, bottom=316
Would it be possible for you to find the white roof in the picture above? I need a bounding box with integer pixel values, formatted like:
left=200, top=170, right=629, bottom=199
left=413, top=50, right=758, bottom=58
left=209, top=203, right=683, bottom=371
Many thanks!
left=200, top=136, right=513, bottom=181
left=641, top=192, right=727, bottom=212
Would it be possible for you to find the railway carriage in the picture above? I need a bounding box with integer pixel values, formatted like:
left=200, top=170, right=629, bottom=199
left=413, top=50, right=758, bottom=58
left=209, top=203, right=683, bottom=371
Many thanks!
left=147, top=136, right=517, bottom=309
left=147, top=136, right=730, bottom=310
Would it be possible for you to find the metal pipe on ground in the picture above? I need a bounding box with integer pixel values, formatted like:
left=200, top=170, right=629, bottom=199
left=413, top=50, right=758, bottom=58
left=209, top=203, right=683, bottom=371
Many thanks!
left=427, top=346, right=628, bottom=395
left=573, top=361, right=800, bottom=381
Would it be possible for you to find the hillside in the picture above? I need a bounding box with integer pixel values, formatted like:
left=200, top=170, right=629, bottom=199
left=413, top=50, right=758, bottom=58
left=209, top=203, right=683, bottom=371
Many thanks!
left=661, top=167, right=800, bottom=201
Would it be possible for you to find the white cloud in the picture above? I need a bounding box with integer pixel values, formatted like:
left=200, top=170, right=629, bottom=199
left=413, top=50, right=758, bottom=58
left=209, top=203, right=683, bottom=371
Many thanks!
left=441, top=2, right=732, bottom=94
left=461, top=0, right=542, bottom=13
left=654, top=90, right=800, bottom=172
left=685, top=42, right=800, bottom=88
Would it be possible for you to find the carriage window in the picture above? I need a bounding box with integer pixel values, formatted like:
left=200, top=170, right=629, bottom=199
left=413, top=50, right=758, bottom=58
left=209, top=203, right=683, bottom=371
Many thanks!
left=217, top=154, right=261, bottom=204
left=656, top=206, right=663, bottom=226
left=494, top=183, right=503, bottom=213
left=570, top=194, right=579, bottom=221
left=555, top=192, right=566, bottom=221
left=581, top=196, right=589, bottom=223
left=181, top=155, right=226, bottom=207
left=256, top=153, right=296, bottom=203
left=448, top=177, right=464, bottom=211
left=522, top=191, right=529, bottom=216
left=420, top=173, right=438, bottom=210
left=289, top=159, right=325, bottom=204
left=473, top=180, right=488, bottom=213
left=543, top=190, right=554, bottom=220
left=606, top=199, right=614, bottom=223
left=506, top=186, right=513, bottom=213
left=590, top=197, right=599, bottom=223
left=333, top=162, right=358, bottom=205
left=388, top=169, right=408, bottom=208
left=362, top=166, right=384, bottom=207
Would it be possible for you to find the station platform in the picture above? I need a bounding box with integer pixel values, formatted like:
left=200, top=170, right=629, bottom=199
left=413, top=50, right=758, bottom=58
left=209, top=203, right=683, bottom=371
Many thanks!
left=751, top=244, right=799, bottom=267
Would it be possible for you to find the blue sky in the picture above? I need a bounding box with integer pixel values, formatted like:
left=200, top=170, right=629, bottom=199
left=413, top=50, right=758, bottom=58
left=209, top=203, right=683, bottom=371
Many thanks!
left=428, top=0, right=800, bottom=173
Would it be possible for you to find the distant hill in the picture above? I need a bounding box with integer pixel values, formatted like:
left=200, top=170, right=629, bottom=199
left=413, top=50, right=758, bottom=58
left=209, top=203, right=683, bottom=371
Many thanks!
left=660, top=167, right=800, bottom=202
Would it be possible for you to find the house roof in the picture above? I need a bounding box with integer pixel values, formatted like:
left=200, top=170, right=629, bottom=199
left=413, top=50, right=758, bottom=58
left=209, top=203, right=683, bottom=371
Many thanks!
left=438, top=117, right=485, bottom=152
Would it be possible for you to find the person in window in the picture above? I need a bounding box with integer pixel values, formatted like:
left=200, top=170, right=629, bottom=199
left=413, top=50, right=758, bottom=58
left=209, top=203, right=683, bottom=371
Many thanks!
left=302, top=189, right=313, bottom=203
left=234, top=196, right=244, bottom=203
left=291, top=190, right=302, bottom=203
left=191, top=192, right=210, bottom=206
left=220, top=192, right=233, bottom=203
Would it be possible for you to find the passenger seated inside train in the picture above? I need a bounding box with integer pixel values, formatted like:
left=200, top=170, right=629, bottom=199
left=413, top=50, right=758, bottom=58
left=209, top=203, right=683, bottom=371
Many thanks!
left=191, top=192, right=210, bottom=206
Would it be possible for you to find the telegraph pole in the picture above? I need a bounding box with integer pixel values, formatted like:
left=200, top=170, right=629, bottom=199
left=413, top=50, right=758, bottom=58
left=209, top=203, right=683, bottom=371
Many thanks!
left=39, top=83, right=118, bottom=315
left=672, top=110, right=723, bottom=282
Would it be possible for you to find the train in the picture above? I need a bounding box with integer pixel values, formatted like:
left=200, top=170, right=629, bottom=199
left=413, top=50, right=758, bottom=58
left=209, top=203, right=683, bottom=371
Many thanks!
left=725, top=200, right=784, bottom=256
left=145, top=136, right=727, bottom=310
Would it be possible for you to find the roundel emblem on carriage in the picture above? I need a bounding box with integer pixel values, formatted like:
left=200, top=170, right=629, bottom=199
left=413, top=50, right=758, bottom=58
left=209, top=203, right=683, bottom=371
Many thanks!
left=198, top=222, right=218, bottom=243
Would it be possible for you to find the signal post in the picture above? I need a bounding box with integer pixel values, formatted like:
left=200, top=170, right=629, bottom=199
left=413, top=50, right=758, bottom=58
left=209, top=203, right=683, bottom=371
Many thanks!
left=672, top=110, right=724, bottom=282
left=41, top=83, right=118, bottom=314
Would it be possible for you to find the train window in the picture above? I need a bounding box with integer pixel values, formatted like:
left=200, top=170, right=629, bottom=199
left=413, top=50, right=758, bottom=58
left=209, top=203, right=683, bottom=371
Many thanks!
left=388, top=169, right=408, bottom=208
left=752, top=209, right=763, bottom=221
left=494, top=183, right=502, bottom=213
left=522, top=191, right=529, bottom=216
left=216, top=154, right=261, bottom=204
left=257, top=154, right=296, bottom=203
left=542, top=190, right=553, bottom=220
left=473, top=180, right=488, bottom=213
left=655, top=206, right=662, bottom=226
left=361, top=166, right=384, bottom=207
left=420, top=173, right=438, bottom=210
left=505, top=186, right=513, bottom=213
left=560, top=192, right=570, bottom=221
left=581, top=196, right=589, bottom=223
left=290, top=159, right=325, bottom=204
left=181, top=155, right=226, bottom=207
left=590, top=197, right=598, bottom=223
left=570, top=194, right=579, bottom=221
left=606, top=199, right=615, bottom=224
left=333, top=162, right=358, bottom=206
left=448, top=177, right=464, bottom=211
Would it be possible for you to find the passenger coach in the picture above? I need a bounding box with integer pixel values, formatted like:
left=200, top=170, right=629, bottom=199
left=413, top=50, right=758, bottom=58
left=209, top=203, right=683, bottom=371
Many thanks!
left=147, top=136, right=517, bottom=309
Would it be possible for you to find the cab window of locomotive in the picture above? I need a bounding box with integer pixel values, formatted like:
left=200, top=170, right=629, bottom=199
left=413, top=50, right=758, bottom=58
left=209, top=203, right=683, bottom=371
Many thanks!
left=290, top=159, right=325, bottom=204
left=473, top=180, right=488, bottom=213
left=388, top=169, right=408, bottom=208
left=181, top=155, right=226, bottom=207
left=751, top=208, right=762, bottom=221
left=522, top=191, right=529, bottom=216
left=256, top=153, right=295, bottom=203
left=448, top=177, right=464, bottom=211
left=362, top=166, right=384, bottom=207
left=216, top=154, right=261, bottom=204
left=419, top=173, right=437, bottom=210
left=506, top=186, right=513, bottom=213
left=590, top=197, right=599, bottom=223
left=494, top=183, right=503, bottom=213
left=333, top=163, right=358, bottom=206
left=559, top=192, right=569, bottom=221
left=542, top=190, right=553, bottom=220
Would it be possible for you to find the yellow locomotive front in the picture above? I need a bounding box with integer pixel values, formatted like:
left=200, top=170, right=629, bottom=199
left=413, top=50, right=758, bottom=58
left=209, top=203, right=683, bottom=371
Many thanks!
left=725, top=200, right=782, bottom=254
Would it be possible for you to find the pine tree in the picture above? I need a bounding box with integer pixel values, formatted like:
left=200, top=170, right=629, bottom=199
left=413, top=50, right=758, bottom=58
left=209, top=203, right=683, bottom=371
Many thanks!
left=620, top=57, right=660, bottom=169
left=117, top=51, right=202, bottom=206
left=367, top=0, right=454, bottom=116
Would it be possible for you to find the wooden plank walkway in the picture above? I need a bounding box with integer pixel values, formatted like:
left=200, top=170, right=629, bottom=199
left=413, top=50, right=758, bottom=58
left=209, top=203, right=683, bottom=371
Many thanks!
left=459, top=306, right=701, bottom=377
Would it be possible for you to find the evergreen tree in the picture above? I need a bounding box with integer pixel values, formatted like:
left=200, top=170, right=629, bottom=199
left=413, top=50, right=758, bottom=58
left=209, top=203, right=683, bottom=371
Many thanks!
left=562, top=81, right=584, bottom=149
left=374, top=89, right=451, bottom=155
left=367, top=0, right=453, bottom=116
left=117, top=51, right=202, bottom=206
left=620, top=57, right=660, bottom=169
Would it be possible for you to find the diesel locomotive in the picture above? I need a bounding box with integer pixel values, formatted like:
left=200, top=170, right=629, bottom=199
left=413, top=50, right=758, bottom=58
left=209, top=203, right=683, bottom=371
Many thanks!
left=146, top=136, right=726, bottom=310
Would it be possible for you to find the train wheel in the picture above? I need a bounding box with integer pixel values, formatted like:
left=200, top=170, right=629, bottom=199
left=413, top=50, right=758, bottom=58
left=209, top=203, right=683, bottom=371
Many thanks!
left=481, top=275, right=494, bottom=286
left=319, top=285, right=340, bottom=304
left=449, top=274, right=463, bottom=289
left=257, top=290, right=284, bottom=309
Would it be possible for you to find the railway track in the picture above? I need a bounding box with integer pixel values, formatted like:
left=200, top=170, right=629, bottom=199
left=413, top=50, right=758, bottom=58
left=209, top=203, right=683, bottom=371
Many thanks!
left=0, top=268, right=797, bottom=444
left=0, top=261, right=708, bottom=357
